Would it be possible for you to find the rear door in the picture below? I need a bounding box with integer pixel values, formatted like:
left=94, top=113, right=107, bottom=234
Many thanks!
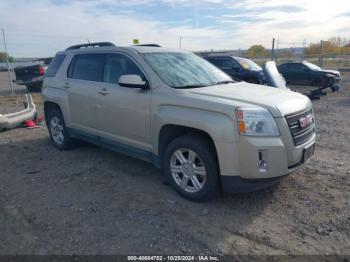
left=299, top=64, right=313, bottom=84
left=66, top=53, right=104, bottom=132
left=95, top=52, right=151, bottom=151
left=278, top=63, right=292, bottom=83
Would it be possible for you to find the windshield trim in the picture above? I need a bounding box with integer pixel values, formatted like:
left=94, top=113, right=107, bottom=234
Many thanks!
left=236, top=57, right=262, bottom=71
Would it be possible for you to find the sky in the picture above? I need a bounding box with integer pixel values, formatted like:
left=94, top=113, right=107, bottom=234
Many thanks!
left=0, top=0, right=350, bottom=57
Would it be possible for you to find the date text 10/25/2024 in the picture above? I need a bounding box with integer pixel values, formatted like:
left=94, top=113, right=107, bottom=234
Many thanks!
left=127, top=256, right=220, bottom=261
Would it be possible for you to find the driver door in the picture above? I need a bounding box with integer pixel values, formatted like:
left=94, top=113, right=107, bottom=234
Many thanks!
left=221, top=58, right=241, bottom=81
left=95, top=53, right=151, bottom=151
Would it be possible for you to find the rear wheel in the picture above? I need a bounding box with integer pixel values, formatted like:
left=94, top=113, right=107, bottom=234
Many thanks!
left=46, top=108, right=77, bottom=150
left=163, top=134, right=219, bottom=201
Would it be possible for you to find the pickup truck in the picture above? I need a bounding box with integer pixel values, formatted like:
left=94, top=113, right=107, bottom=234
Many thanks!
left=43, top=42, right=316, bottom=201
left=14, top=57, right=52, bottom=92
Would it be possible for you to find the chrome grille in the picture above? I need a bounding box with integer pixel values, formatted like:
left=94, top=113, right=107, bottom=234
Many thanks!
left=285, top=108, right=315, bottom=146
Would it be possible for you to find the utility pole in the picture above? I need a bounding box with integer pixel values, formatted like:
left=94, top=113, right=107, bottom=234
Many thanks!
left=276, top=38, right=279, bottom=62
left=302, top=39, right=306, bottom=60
left=319, top=40, right=324, bottom=68
left=271, top=38, right=275, bottom=61
left=2, top=28, right=13, bottom=94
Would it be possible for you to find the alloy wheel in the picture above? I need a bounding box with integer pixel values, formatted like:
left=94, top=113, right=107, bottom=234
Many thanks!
left=170, top=148, right=207, bottom=193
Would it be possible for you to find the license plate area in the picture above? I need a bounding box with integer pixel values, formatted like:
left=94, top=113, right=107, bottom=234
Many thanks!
left=303, top=143, right=315, bottom=163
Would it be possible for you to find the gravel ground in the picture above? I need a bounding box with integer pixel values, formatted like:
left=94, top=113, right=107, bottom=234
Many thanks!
left=0, top=71, right=349, bottom=255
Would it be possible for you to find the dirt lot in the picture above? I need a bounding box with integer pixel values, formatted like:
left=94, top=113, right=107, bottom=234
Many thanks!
left=0, top=71, right=350, bottom=255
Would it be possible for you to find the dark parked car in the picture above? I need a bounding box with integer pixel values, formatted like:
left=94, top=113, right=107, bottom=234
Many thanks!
left=277, top=61, right=341, bottom=90
left=204, top=55, right=266, bottom=84
left=14, top=57, right=52, bottom=92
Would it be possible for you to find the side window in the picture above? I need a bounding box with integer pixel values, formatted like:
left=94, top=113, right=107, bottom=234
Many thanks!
left=103, top=53, right=145, bottom=84
left=68, top=53, right=104, bottom=82
left=301, top=65, right=309, bottom=71
left=208, top=58, right=222, bottom=68
left=290, top=63, right=302, bottom=71
left=222, top=58, right=235, bottom=69
left=45, top=54, right=65, bottom=77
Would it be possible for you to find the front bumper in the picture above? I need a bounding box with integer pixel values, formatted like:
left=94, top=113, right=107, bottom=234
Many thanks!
left=215, top=117, right=316, bottom=192
left=221, top=175, right=286, bottom=193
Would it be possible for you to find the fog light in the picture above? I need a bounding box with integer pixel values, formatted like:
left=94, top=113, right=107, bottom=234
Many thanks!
left=258, top=151, right=268, bottom=173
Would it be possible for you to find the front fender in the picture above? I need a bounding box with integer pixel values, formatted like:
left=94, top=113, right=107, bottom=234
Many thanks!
left=151, top=105, right=237, bottom=155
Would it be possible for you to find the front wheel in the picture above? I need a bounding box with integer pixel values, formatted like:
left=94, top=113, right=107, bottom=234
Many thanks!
left=163, top=135, right=219, bottom=201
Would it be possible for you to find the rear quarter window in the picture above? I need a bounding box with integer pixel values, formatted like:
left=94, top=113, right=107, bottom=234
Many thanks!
left=45, top=54, right=66, bottom=77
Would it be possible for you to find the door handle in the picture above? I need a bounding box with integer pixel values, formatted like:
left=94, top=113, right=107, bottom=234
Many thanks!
left=97, top=88, right=109, bottom=95
left=63, top=83, right=70, bottom=89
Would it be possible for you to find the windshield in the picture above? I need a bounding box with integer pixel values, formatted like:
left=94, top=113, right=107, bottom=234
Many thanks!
left=143, top=52, right=233, bottom=88
left=236, top=57, right=262, bottom=71
left=303, top=62, right=321, bottom=70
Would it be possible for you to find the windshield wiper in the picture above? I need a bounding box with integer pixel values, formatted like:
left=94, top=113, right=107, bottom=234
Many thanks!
left=215, top=80, right=236, bottom=85
left=175, top=80, right=235, bottom=89
left=175, top=84, right=209, bottom=89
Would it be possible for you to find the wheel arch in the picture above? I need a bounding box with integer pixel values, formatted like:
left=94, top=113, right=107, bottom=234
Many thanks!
left=42, top=87, right=71, bottom=126
left=157, top=124, right=219, bottom=170
left=44, top=101, right=63, bottom=122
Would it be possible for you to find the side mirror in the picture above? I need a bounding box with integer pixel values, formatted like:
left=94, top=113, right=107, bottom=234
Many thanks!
left=303, top=67, right=310, bottom=72
left=118, top=75, right=149, bottom=89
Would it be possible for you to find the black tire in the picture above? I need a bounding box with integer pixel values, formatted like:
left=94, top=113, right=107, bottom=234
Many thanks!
left=162, top=134, right=219, bottom=201
left=331, top=84, right=341, bottom=92
left=26, top=84, right=41, bottom=93
left=46, top=108, right=77, bottom=150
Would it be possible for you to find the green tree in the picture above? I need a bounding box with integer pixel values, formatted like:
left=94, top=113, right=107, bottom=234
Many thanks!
left=0, top=52, right=14, bottom=63
left=305, top=37, right=350, bottom=55
left=246, top=44, right=268, bottom=58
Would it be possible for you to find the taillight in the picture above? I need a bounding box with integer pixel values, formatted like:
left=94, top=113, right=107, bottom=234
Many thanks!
left=38, top=65, right=45, bottom=76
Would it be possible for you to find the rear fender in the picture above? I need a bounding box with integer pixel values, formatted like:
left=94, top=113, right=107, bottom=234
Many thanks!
left=42, top=87, right=71, bottom=126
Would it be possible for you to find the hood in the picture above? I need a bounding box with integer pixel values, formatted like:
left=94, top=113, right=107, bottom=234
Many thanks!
left=188, top=82, right=311, bottom=117
left=263, top=61, right=287, bottom=89
left=322, top=69, right=340, bottom=75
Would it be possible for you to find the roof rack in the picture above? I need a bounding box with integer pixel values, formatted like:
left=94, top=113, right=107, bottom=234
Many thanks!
left=133, top=44, right=161, bottom=47
left=66, top=42, right=115, bottom=50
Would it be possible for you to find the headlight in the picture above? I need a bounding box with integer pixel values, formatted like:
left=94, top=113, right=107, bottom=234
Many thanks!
left=236, top=106, right=280, bottom=136
left=326, top=73, right=335, bottom=78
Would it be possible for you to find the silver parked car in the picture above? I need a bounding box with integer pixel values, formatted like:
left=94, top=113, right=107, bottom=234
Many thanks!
left=42, top=42, right=316, bottom=201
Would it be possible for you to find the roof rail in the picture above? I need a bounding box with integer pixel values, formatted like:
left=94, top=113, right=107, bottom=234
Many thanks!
left=133, top=44, right=161, bottom=47
left=66, top=42, right=115, bottom=50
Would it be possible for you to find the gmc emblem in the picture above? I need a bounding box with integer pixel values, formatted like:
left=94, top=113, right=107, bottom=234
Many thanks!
left=299, top=114, right=314, bottom=128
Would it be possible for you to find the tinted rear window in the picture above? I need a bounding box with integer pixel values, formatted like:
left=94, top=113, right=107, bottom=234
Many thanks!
left=68, top=53, right=104, bottom=82
left=45, top=54, right=65, bottom=77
